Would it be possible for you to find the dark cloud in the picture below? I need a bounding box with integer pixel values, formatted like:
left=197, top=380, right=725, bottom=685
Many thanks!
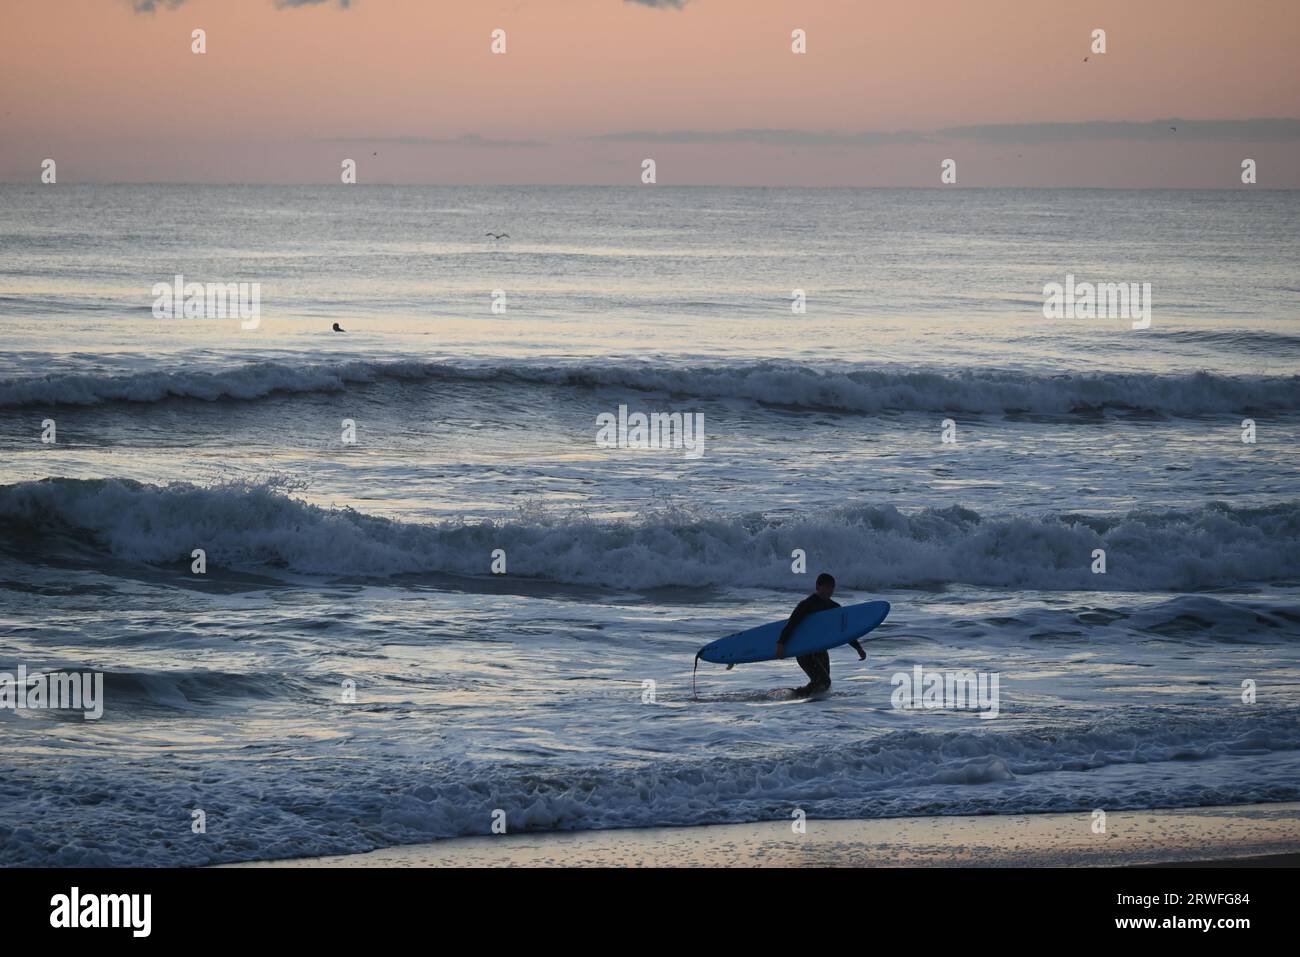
left=323, top=134, right=546, bottom=149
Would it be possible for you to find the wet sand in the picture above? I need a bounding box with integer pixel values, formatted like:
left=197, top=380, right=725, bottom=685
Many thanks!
left=224, top=802, right=1300, bottom=868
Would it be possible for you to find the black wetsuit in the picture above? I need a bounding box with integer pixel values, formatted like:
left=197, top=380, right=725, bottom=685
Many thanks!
left=778, top=593, right=840, bottom=692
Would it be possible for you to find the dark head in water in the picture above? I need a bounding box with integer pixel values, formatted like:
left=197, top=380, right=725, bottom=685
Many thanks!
left=332, top=323, right=346, bottom=332
left=815, top=572, right=835, bottom=599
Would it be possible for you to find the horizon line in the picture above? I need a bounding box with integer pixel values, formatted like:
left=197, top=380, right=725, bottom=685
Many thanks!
left=0, top=182, right=1292, bottom=190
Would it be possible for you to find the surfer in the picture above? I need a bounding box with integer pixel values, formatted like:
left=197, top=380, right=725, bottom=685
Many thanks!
left=775, top=573, right=866, bottom=696
left=332, top=322, right=346, bottom=332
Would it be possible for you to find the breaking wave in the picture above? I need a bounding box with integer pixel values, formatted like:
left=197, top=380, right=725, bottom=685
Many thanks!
left=2, top=478, right=1297, bottom=591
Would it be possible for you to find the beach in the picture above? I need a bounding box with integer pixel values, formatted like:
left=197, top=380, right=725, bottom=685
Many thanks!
left=225, top=803, right=1300, bottom=868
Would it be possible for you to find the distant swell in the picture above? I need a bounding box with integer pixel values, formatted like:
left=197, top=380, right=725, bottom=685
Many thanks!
left=1, top=359, right=1297, bottom=415
left=2, top=478, right=1297, bottom=591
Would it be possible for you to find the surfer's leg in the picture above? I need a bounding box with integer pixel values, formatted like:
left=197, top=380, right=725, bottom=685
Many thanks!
left=806, top=651, right=831, bottom=692
left=795, top=654, right=818, bottom=689
left=795, top=652, right=831, bottom=693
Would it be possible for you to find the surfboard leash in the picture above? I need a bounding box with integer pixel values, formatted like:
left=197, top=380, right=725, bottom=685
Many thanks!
left=692, top=653, right=700, bottom=699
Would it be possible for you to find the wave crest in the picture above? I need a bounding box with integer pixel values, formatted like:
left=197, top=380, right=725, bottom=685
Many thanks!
left=2, top=478, right=1296, bottom=590
left=2, top=359, right=1296, bottom=415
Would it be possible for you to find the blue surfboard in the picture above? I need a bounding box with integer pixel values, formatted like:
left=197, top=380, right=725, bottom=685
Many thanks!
left=697, top=601, right=891, bottom=666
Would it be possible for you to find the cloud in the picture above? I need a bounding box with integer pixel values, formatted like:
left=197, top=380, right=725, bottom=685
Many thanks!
left=591, top=119, right=1300, bottom=147
left=589, top=128, right=928, bottom=146
left=625, top=0, right=688, bottom=8
left=322, top=133, right=546, bottom=149
left=938, top=118, right=1300, bottom=142
left=130, top=0, right=353, bottom=11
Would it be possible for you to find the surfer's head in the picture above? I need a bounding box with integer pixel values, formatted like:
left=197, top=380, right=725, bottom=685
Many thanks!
left=815, top=572, right=835, bottom=598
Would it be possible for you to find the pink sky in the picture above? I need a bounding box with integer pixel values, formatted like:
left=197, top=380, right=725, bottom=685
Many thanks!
left=2, top=0, right=1298, bottom=185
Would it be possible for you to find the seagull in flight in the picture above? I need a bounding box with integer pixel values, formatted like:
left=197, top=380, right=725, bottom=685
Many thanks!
left=486, top=232, right=510, bottom=240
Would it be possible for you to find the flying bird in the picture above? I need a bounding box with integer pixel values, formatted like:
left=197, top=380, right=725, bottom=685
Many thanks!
left=486, top=232, right=510, bottom=239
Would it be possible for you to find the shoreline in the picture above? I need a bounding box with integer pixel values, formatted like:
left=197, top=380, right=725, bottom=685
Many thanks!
left=222, top=801, right=1300, bottom=868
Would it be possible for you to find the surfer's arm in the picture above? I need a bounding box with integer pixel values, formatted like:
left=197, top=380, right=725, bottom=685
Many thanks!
left=776, top=598, right=813, bottom=651
left=848, top=638, right=867, bottom=660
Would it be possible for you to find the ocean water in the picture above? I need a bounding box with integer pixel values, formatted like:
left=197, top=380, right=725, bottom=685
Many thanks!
left=1, top=185, right=1298, bottom=866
